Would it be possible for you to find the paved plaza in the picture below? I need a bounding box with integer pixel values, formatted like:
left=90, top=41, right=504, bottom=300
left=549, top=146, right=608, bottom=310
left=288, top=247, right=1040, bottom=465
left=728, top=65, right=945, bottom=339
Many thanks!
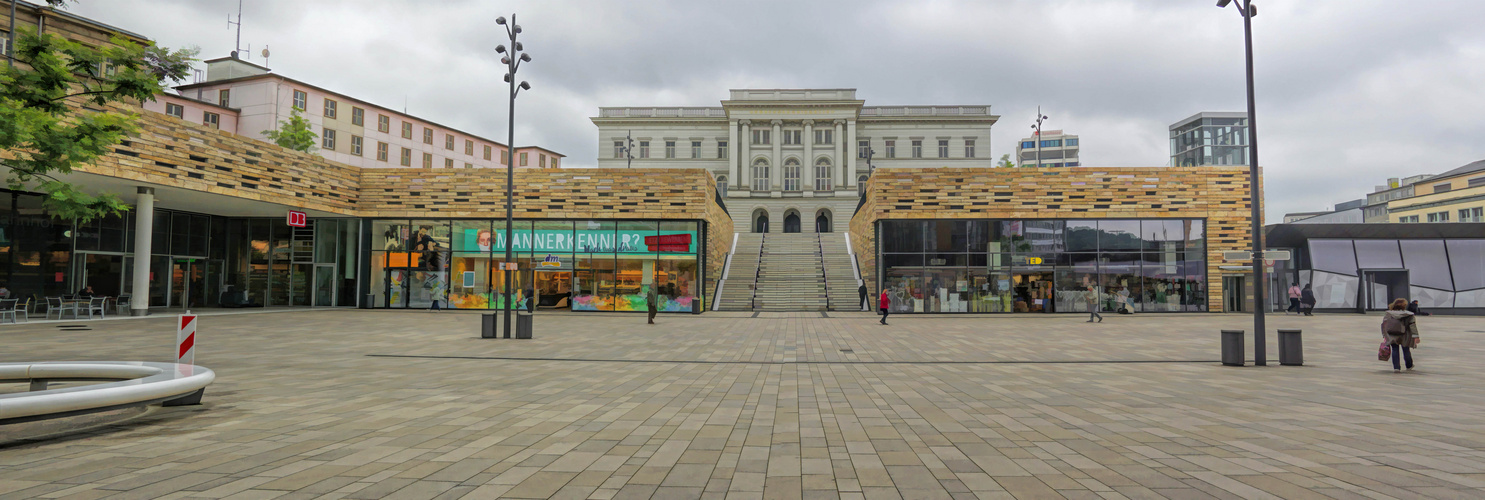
left=3, top=310, right=1485, bottom=499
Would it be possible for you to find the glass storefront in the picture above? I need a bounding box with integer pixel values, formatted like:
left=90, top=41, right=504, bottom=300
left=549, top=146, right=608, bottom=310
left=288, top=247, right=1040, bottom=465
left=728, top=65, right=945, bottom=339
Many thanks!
left=877, top=219, right=1207, bottom=313
left=367, top=218, right=705, bottom=313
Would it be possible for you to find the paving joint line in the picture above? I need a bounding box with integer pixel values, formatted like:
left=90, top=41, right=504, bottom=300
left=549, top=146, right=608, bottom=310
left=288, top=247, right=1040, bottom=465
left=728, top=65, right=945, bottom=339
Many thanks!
left=367, top=354, right=1219, bottom=365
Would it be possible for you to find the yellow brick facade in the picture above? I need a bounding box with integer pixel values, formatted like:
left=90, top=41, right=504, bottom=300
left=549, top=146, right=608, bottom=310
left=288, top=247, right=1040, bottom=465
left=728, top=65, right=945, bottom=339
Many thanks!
left=849, top=167, right=1261, bottom=311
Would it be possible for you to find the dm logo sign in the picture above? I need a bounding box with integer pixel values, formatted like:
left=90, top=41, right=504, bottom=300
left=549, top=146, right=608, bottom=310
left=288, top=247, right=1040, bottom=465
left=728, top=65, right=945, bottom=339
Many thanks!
left=540, top=254, right=562, bottom=268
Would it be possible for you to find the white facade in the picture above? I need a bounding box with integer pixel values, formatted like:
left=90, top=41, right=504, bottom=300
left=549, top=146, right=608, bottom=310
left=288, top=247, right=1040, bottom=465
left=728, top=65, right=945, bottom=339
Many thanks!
left=1015, top=130, right=1079, bottom=167
left=591, top=89, right=998, bottom=232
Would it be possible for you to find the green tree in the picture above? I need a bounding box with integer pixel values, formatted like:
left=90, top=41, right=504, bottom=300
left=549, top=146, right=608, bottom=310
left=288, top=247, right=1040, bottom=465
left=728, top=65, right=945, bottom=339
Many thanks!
left=0, top=27, right=197, bottom=222
left=996, top=153, right=1016, bottom=168
left=262, top=108, right=318, bottom=153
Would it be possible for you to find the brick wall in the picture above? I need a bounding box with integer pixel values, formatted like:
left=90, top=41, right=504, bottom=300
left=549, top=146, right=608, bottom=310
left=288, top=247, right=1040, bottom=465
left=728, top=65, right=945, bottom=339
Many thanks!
left=849, top=166, right=1260, bottom=311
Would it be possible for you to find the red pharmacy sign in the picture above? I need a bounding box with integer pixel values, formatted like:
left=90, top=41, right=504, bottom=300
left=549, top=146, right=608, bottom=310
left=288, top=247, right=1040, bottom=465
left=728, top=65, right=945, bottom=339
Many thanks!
left=644, top=234, right=692, bottom=252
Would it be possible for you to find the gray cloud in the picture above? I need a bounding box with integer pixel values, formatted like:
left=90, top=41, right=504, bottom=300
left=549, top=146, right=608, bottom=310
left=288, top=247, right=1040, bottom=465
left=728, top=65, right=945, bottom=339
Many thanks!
left=72, top=0, right=1485, bottom=221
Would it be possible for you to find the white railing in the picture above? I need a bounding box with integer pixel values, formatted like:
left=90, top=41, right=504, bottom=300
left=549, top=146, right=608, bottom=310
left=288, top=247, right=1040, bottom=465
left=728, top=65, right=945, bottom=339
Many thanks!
left=860, top=106, right=991, bottom=117
left=728, top=89, right=857, bottom=101
left=599, top=107, right=726, bottom=118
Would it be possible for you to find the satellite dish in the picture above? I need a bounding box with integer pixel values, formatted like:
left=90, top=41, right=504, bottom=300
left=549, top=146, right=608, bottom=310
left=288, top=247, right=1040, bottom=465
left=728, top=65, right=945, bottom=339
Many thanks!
left=261, top=46, right=270, bottom=58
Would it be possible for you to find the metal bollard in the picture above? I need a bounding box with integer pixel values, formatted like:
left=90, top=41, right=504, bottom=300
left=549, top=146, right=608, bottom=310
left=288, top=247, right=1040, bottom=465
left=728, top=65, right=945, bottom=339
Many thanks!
left=481, top=313, right=497, bottom=339
left=1221, top=329, right=1245, bottom=366
left=516, top=311, right=533, bottom=339
left=1278, top=329, right=1303, bottom=366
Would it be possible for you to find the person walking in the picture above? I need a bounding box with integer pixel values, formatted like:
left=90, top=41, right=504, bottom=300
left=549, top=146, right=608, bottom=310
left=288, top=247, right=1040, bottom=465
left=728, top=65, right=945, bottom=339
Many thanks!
left=1085, top=285, right=1103, bottom=323
left=858, top=283, right=869, bottom=312
left=1116, top=287, right=1134, bottom=314
left=879, top=289, right=890, bottom=325
left=1300, top=284, right=1316, bottom=316
left=1382, top=298, right=1419, bottom=372
left=646, top=285, right=658, bottom=325
left=1286, top=283, right=1301, bottom=314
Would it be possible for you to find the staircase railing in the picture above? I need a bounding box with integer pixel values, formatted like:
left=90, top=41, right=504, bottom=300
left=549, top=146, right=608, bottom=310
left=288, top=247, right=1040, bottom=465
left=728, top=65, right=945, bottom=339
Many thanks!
left=749, top=233, right=765, bottom=310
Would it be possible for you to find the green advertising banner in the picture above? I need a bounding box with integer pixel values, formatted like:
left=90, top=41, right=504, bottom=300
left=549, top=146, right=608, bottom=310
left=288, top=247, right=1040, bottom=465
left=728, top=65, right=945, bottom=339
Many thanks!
left=461, top=228, right=697, bottom=254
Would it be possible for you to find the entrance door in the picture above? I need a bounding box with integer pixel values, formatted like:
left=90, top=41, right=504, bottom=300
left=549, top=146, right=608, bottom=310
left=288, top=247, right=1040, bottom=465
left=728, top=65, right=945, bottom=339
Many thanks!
left=313, top=264, right=336, bottom=306
left=169, top=259, right=195, bottom=309
left=755, top=214, right=769, bottom=233
left=784, top=213, right=801, bottom=233
left=1362, top=270, right=1409, bottom=311
left=535, top=270, right=573, bottom=309
left=816, top=215, right=830, bottom=233
left=79, top=253, right=126, bottom=297
left=1223, top=276, right=1245, bottom=312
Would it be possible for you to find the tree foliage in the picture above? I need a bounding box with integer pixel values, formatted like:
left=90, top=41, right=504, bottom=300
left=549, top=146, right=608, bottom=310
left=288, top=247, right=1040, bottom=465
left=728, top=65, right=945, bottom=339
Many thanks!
left=996, top=153, right=1016, bottom=168
left=262, top=109, right=318, bottom=153
left=0, top=27, right=197, bottom=222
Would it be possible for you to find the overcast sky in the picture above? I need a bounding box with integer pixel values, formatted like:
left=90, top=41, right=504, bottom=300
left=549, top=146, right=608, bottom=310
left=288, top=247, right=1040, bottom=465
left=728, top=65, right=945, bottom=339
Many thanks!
left=72, top=0, right=1485, bottom=221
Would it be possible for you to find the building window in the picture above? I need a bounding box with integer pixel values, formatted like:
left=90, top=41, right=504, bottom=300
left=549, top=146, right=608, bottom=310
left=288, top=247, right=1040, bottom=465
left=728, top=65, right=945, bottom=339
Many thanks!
left=501, top=150, right=509, bottom=165
left=465, top=139, right=473, bottom=155
left=351, top=106, right=364, bottom=126
left=718, top=140, right=728, bottom=158
left=783, top=158, right=802, bottom=191
left=613, top=141, right=624, bottom=159
left=911, top=140, right=922, bottom=158
left=1066, top=162, right=1080, bottom=167
left=423, top=128, right=434, bottom=145
left=323, top=99, right=338, bottom=119
left=752, top=129, right=770, bottom=144
left=292, top=90, right=306, bottom=110
left=1433, top=183, right=1452, bottom=193
left=400, top=147, right=412, bottom=166
left=885, top=140, right=896, bottom=158
left=218, top=89, right=230, bottom=107
left=551, top=158, right=559, bottom=168
left=858, top=175, right=869, bottom=196
left=377, top=142, right=389, bottom=161
left=350, top=135, right=363, bottom=156
left=519, top=152, right=528, bottom=166
left=1040, top=139, right=1061, bottom=148
left=815, top=129, right=832, bottom=145
left=717, top=175, right=728, bottom=196
left=321, top=129, right=337, bottom=150
left=445, top=158, right=454, bottom=168
left=665, top=141, right=676, bottom=159
left=0, top=37, right=9, bottom=58
left=814, top=158, right=833, bottom=191
left=1427, top=211, right=1449, bottom=223
left=202, top=111, right=220, bottom=129
left=464, top=162, right=472, bottom=168
left=1400, top=215, right=1419, bottom=223
left=964, top=139, right=976, bottom=158
left=164, top=103, right=184, bottom=118
left=858, top=140, right=870, bottom=159
left=938, top=139, right=949, bottom=158
left=540, top=154, right=547, bottom=168
left=423, top=152, right=433, bottom=168
left=752, top=159, right=770, bottom=191
left=401, top=122, right=413, bottom=139
left=783, top=130, right=801, bottom=145
left=484, top=145, right=492, bottom=161
left=1066, top=138, right=1079, bottom=147
left=1020, top=141, right=1035, bottom=149
left=378, top=115, right=390, bottom=133
left=1460, top=207, right=1483, bottom=222
left=691, top=141, right=702, bottom=158
left=1469, top=176, right=1485, bottom=188
left=445, top=134, right=455, bottom=150
left=639, top=141, right=650, bottom=158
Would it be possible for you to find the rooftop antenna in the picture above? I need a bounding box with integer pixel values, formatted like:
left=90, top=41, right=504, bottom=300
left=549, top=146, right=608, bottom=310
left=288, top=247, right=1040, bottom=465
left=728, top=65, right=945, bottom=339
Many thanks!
left=260, top=45, right=270, bottom=69
left=228, top=0, right=248, bottom=59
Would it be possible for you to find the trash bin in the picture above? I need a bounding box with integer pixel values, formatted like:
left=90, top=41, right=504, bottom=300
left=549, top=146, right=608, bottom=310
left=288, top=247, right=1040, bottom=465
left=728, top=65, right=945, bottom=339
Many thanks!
left=481, top=313, right=497, bottom=339
left=364, top=293, right=375, bottom=309
left=515, top=311, right=533, bottom=339
left=693, top=299, right=702, bottom=315
left=1278, top=329, right=1303, bottom=366
left=1221, top=329, right=1244, bottom=366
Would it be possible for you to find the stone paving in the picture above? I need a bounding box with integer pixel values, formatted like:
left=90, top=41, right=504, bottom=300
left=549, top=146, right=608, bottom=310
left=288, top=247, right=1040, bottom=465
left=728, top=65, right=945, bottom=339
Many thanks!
left=3, top=309, right=1485, bottom=499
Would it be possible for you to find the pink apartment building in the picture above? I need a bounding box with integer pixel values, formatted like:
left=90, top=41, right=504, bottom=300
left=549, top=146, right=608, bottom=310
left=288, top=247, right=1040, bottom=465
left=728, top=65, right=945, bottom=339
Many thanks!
left=154, top=56, right=562, bottom=170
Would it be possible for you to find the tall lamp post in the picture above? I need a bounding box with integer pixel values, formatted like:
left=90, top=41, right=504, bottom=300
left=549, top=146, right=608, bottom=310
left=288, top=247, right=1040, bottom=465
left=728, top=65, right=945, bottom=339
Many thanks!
left=1217, top=0, right=1267, bottom=365
left=1031, top=107, right=1049, bottom=167
left=496, top=14, right=531, bottom=339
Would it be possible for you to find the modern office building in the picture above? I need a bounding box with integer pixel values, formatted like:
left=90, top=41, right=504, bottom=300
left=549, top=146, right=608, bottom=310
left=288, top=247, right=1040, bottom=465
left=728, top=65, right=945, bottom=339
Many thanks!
left=1266, top=223, right=1485, bottom=315
left=592, top=89, right=999, bottom=233
left=1169, top=112, right=1249, bottom=166
left=1015, top=130, right=1080, bottom=167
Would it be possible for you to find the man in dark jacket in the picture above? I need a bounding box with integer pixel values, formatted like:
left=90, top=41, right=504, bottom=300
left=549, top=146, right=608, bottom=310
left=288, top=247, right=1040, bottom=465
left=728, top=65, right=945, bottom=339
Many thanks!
left=1300, top=284, right=1316, bottom=316
left=858, top=284, right=869, bottom=312
left=646, top=285, right=659, bottom=325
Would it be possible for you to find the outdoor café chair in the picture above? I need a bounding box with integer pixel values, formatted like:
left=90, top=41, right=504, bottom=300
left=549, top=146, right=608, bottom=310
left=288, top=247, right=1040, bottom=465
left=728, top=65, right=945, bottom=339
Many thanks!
left=115, top=295, right=132, bottom=315
left=85, top=297, right=107, bottom=319
left=0, top=299, right=19, bottom=324
left=46, top=297, right=79, bottom=320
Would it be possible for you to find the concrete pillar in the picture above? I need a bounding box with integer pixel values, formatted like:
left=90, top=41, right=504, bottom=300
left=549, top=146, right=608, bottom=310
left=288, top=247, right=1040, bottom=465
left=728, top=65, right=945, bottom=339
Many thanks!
left=803, top=120, right=814, bottom=192
left=846, top=119, right=858, bottom=190
left=833, top=120, right=845, bottom=189
left=739, top=120, right=751, bottom=190
left=130, top=187, right=155, bottom=316
left=771, top=120, right=782, bottom=192
left=727, top=119, right=739, bottom=191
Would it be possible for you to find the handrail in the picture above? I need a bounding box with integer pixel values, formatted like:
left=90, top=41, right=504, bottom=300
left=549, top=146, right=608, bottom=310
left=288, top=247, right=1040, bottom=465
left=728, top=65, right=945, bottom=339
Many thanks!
left=0, top=361, right=215, bottom=425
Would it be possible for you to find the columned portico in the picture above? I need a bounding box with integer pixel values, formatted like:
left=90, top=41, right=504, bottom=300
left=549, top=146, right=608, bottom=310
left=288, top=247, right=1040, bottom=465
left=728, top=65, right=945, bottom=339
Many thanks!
left=129, top=187, right=155, bottom=316
left=833, top=120, right=845, bottom=189
left=739, top=120, right=751, bottom=190
left=770, top=119, right=782, bottom=195
left=728, top=119, right=739, bottom=186
left=803, top=119, right=815, bottom=193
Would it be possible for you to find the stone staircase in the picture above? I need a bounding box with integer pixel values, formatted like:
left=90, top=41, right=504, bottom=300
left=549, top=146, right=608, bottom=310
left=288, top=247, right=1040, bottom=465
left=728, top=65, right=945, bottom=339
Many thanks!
left=715, top=233, right=764, bottom=311
left=820, top=233, right=862, bottom=311
left=753, top=233, right=828, bottom=311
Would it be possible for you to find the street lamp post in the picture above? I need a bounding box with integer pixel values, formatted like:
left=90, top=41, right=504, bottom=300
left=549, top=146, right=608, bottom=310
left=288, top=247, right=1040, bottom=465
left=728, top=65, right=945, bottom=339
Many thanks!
left=1031, top=107, right=1049, bottom=168
left=496, top=14, right=531, bottom=339
left=1217, top=0, right=1267, bottom=365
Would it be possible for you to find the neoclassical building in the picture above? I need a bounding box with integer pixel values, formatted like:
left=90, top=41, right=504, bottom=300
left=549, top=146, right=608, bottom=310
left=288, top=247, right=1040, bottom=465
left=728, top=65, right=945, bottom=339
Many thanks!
left=592, top=89, right=999, bottom=232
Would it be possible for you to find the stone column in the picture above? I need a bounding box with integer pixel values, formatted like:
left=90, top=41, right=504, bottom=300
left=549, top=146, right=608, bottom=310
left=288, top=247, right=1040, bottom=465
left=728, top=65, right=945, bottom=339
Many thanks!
left=727, top=119, right=739, bottom=191
left=739, top=120, right=751, bottom=190
left=802, top=119, right=814, bottom=192
left=833, top=120, right=845, bottom=190
left=846, top=119, right=858, bottom=190
left=130, top=187, right=155, bottom=316
left=770, top=119, right=782, bottom=192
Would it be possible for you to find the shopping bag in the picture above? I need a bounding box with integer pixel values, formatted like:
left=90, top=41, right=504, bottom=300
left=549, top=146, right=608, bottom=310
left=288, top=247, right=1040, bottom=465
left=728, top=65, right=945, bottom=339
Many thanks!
left=1378, top=341, right=1392, bottom=361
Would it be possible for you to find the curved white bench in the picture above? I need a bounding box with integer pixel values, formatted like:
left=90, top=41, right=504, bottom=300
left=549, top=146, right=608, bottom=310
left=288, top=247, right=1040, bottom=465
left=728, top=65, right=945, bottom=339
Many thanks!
left=0, top=362, right=215, bottom=425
